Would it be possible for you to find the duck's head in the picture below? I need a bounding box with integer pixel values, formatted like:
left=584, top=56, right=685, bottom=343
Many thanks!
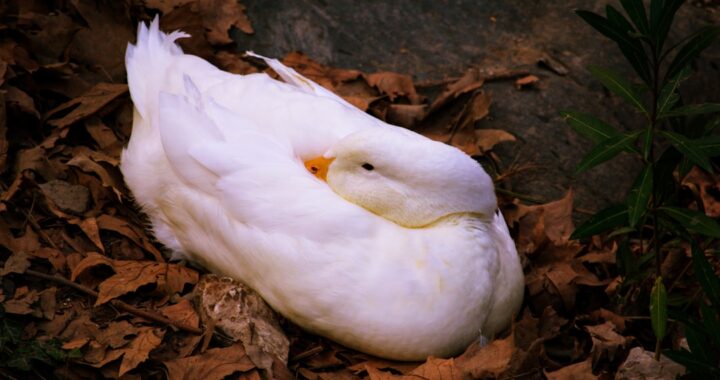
left=305, top=128, right=497, bottom=228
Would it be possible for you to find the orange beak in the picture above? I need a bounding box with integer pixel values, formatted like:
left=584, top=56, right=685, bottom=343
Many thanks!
left=304, top=156, right=335, bottom=181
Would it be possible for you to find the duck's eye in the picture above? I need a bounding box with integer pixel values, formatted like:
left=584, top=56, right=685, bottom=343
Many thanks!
left=361, top=163, right=374, bottom=171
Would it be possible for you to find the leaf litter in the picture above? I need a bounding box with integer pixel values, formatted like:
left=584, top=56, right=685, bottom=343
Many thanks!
left=0, top=1, right=709, bottom=379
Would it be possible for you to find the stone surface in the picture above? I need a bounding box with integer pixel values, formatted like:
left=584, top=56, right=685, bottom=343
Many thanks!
left=234, top=0, right=720, bottom=214
left=39, top=180, right=91, bottom=214
left=615, top=347, right=685, bottom=380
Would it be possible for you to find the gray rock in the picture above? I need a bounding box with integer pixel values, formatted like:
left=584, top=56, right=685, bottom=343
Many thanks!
left=615, top=347, right=685, bottom=380
left=39, top=180, right=91, bottom=214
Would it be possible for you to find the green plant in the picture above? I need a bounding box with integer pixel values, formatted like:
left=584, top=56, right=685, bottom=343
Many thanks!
left=0, top=308, right=81, bottom=376
left=561, top=0, right=720, bottom=373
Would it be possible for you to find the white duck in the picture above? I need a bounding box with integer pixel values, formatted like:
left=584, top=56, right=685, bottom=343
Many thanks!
left=122, top=17, right=524, bottom=361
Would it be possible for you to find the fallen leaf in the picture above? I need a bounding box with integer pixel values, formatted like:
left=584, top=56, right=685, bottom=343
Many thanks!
left=428, top=68, right=485, bottom=113
left=515, top=74, right=540, bottom=89
left=365, top=72, right=421, bottom=104
left=544, top=357, right=597, bottom=380
left=160, top=298, right=200, bottom=329
left=119, top=327, right=165, bottom=376
left=196, top=0, right=254, bottom=45
left=46, top=83, right=128, bottom=128
left=682, top=166, right=720, bottom=217
left=5, top=86, right=39, bottom=117
left=164, top=344, right=256, bottom=380
left=455, top=335, right=515, bottom=378
left=410, top=357, right=464, bottom=380
left=3, top=287, right=36, bottom=315
left=475, top=129, right=516, bottom=152
left=0, top=251, right=31, bottom=275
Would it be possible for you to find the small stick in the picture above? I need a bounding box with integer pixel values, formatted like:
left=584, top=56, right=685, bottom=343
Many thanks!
left=25, top=269, right=203, bottom=335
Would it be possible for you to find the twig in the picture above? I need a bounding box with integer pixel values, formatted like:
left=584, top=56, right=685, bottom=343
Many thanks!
left=289, top=345, right=324, bottom=363
left=24, top=269, right=203, bottom=335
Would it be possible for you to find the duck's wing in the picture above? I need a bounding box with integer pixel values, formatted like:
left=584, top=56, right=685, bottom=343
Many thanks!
left=157, top=82, right=377, bottom=242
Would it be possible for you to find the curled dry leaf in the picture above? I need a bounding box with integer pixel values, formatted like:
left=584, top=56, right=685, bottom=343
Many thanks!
left=681, top=166, right=720, bottom=217
left=428, top=68, right=485, bottom=113
left=514, top=74, right=540, bottom=90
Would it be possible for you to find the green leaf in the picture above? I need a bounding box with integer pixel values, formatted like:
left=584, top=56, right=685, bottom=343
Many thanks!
left=575, top=132, right=641, bottom=174
left=660, top=206, right=720, bottom=238
left=691, top=242, right=720, bottom=307
left=588, top=66, right=648, bottom=115
left=641, top=126, right=653, bottom=160
left=605, top=5, right=653, bottom=84
left=684, top=323, right=712, bottom=363
left=620, top=0, right=649, bottom=34
left=700, top=303, right=720, bottom=347
left=650, top=276, right=668, bottom=340
left=656, top=67, right=689, bottom=116
left=666, top=26, right=720, bottom=82
left=649, top=0, right=684, bottom=52
left=560, top=111, right=621, bottom=143
left=697, top=135, right=720, bottom=157
left=571, top=204, right=629, bottom=239
left=655, top=147, right=681, bottom=203
left=664, top=349, right=720, bottom=376
left=662, top=103, right=720, bottom=118
left=661, top=130, right=713, bottom=172
left=627, top=165, right=653, bottom=227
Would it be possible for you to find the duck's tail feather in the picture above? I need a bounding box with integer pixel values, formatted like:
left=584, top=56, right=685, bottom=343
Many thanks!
left=126, top=15, right=189, bottom=118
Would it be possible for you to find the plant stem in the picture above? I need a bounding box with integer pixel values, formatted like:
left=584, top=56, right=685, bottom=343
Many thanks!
left=648, top=40, right=664, bottom=362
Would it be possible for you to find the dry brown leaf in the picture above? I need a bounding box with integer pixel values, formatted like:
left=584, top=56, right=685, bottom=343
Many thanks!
left=66, top=148, right=123, bottom=200
left=74, top=218, right=104, bottom=251
left=68, top=0, right=134, bottom=82
left=160, top=298, right=200, bottom=329
left=455, top=335, right=515, bottom=378
left=386, top=104, right=426, bottom=128
left=585, top=321, right=630, bottom=365
left=70, top=252, right=113, bottom=281
left=410, top=357, right=465, bottom=380
left=365, top=72, right=421, bottom=104
left=514, top=74, right=540, bottom=89
left=46, top=83, right=128, bottom=128
left=475, top=129, right=516, bottom=152
left=0, top=251, right=31, bottom=275
left=428, top=68, right=485, bottom=113
left=71, top=252, right=197, bottom=305
left=96, top=214, right=165, bottom=262
left=145, top=0, right=195, bottom=13
left=544, top=357, right=597, bottom=380
left=3, top=286, right=38, bottom=315
left=164, top=344, right=256, bottom=380
left=682, top=166, right=720, bottom=217
left=30, top=247, right=67, bottom=272
left=5, top=86, right=39, bottom=117
left=196, top=0, right=254, bottom=45
left=119, top=327, right=165, bottom=376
